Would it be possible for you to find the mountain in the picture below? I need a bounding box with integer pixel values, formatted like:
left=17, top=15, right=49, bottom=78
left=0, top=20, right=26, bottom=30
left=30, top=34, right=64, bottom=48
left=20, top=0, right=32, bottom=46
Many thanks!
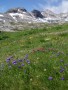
left=0, top=7, right=68, bottom=31
left=31, top=10, right=44, bottom=18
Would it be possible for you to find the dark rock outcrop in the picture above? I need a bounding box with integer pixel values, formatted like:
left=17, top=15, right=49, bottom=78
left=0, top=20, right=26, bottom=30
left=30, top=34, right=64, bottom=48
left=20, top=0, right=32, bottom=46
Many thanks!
left=31, top=10, right=43, bottom=18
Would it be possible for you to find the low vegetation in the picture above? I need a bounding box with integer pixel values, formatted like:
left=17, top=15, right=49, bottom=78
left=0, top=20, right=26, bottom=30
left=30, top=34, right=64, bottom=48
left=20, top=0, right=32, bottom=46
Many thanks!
left=0, top=23, right=68, bottom=90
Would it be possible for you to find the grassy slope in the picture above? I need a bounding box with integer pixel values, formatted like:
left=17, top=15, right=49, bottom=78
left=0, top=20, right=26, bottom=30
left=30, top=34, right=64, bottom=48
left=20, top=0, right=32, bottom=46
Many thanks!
left=0, top=23, right=68, bottom=90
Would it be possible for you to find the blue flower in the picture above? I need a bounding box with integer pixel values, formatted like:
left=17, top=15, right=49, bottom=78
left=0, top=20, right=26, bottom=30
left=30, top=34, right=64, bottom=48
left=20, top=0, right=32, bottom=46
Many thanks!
left=21, top=63, right=25, bottom=66
left=26, top=59, right=30, bottom=64
left=24, top=54, right=28, bottom=60
left=18, top=59, right=23, bottom=62
left=6, top=58, right=11, bottom=62
left=48, top=76, right=53, bottom=80
left=12, top=61, right=17, bottom=65
left=60, top=68, right=64, bottom=73
left=18, top=66, right=21, bottom=68
left=61, top=77, right=64, bottom=80
left=6, top=56, right=13, bottom=62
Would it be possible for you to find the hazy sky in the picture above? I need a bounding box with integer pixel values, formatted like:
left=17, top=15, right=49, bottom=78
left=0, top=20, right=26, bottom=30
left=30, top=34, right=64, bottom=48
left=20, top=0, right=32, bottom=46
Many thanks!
left=0, top=0, right=68, bottom=13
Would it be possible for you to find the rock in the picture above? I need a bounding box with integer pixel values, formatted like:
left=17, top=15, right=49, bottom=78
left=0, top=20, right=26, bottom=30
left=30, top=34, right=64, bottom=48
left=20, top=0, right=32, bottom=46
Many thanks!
left=31, top=10, right=43, bottom=18
left=6, top=7, right=27, bottom=13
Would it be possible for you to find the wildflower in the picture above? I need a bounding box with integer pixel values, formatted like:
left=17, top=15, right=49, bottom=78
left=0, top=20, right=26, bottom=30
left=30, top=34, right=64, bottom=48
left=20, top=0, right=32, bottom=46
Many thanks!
left=18, top=66, right=21, bottom=68
left=48, top=76, right=53, bottom=80
left=37, top=57, right=39, bottom=60
left=60, top=68, right=64, bottom=73
left=26, top=59, right=30, bottom=64
left=12, top=61, right=17, bottom=65
left=18, top=59, right=23, bottom=62
left=6, top=56, right=13, bottom=62
left=61, top=77, right=64, bottom=80
left=30, top=78, right=32, bottom=81
left=44, top=69, right=46, bottom=71
left=21, top=63, right=25, bottom=66
left=24, top=54, right=28, bottom=60
left=6, top=58, right=11, bottom=62
left=29, top=37, right=33, bottom=39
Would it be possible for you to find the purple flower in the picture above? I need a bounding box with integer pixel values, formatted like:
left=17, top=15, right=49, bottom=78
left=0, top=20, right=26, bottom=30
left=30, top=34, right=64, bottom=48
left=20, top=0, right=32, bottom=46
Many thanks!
left=6, top=56, right=13, bottom=62
left=21, top=63, right=25, bottom=66
left=6, top=58, right=11, bottom=62
left=61, top=77, right=64, bottom=80
left=24, top=54, right=28, bottom=60
left=26, top=60, right=30, bottom=64
left=18, top=66, right=21, bottom=68
left=48, top=76, right=53, bottom=80
left=60, top=68, right=64, bottom=73
left=18, top=59, right=23, bottom=62
left=12, top=61, right=17, bottom=65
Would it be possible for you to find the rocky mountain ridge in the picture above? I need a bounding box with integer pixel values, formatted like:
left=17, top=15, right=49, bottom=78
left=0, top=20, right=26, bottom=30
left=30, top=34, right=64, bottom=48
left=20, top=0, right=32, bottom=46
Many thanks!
left=0, top=7, right=68, bottom=31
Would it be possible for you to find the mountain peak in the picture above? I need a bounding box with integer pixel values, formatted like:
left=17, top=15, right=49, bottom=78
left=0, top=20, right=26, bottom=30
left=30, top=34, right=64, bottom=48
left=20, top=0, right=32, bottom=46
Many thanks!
left=5, top=7, right=27, bottom=13
left=42, top=9, right=55, bottom=15
left=0, top=7, right=68, bottom=31
left=31, top=9, right=43, bottom=18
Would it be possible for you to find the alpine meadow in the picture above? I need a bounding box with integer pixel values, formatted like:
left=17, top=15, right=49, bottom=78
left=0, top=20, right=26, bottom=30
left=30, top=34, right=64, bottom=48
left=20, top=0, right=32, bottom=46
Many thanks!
left=0, top=23, right=68, bottom=90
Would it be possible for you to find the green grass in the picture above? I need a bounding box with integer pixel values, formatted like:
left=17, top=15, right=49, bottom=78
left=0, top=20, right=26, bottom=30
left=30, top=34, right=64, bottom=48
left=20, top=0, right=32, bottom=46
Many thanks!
left=0, top=23, right=68, bottom=90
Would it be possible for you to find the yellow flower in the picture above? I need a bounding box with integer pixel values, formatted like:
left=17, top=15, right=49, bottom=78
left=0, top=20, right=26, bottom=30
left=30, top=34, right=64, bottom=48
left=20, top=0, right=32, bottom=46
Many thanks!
left=29, top=36, right=33, bottom=39
left=37, top=57, right=39, bottom=60
left=44, top=69, right=46, bottom=71
left=30, top=78, right=32, bottom=81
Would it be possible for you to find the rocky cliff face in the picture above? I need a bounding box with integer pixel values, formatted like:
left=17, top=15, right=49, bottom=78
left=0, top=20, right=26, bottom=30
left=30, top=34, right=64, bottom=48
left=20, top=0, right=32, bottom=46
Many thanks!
left=31, top=10, right=44, bottom=18
left=0, top=7, right=68, bottom=31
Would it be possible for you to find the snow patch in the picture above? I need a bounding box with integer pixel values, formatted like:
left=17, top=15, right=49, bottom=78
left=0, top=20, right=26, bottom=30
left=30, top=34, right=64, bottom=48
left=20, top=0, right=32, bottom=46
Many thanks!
left=3, top=20, right=6, bottom=23
left=9, top=13, right=25, bottom=21
left=38, top=18, right=48, bottom=22
left=0, top=14, right=4, bottom=17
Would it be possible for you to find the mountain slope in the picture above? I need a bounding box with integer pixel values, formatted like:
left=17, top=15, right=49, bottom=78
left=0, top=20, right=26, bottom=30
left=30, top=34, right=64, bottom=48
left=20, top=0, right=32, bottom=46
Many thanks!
left=0, top=7, right=68, bottom=31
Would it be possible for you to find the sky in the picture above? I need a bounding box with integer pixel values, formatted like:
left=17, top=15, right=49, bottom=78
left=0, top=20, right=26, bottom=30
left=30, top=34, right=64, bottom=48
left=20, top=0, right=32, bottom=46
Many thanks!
left=0, top=0, right=68, bottom=13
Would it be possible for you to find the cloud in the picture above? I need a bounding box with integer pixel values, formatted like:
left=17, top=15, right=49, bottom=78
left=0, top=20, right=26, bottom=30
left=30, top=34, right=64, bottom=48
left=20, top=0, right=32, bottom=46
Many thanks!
left=38, top=0, right=68, bottom=13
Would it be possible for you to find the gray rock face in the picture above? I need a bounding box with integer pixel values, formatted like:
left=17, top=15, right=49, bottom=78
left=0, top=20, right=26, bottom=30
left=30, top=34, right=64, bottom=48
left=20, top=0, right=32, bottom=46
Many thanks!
left=0, top=7, right=68, bottom=31
left=41, top=9, right=57, bottom=18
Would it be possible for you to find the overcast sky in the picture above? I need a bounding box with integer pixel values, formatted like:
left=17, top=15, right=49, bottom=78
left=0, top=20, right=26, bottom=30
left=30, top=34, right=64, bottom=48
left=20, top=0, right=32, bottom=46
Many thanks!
left=0, top=0, right=68, bottom=13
